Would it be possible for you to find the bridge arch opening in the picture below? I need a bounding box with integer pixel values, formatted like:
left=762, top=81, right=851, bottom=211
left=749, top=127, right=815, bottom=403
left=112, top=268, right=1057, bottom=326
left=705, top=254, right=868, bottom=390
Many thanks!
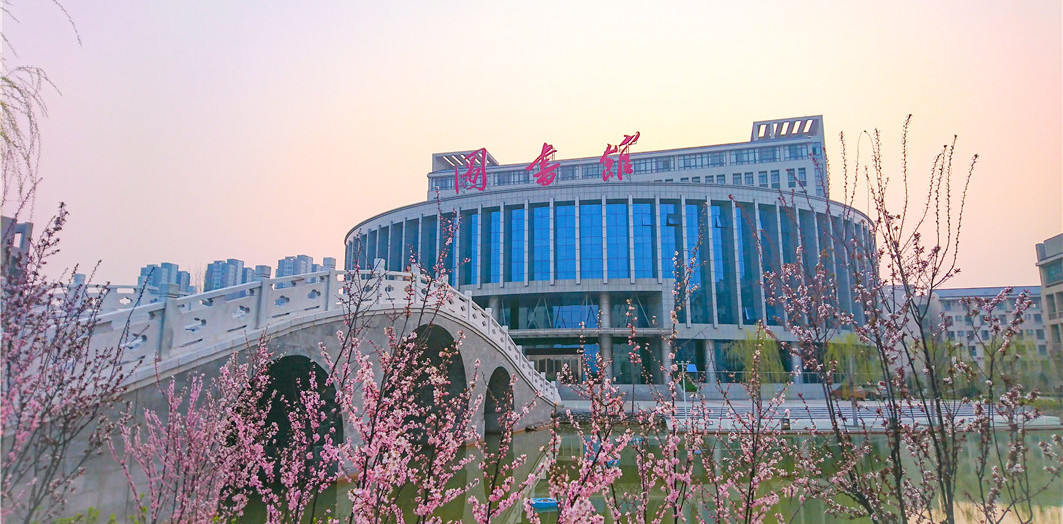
left=406, top=324, right=470, bottom=439
left=261, top=355, right=343, bottom=496
left=484, top=367, right=513, bottom=434
left=410, top=324, right=467, bottom=401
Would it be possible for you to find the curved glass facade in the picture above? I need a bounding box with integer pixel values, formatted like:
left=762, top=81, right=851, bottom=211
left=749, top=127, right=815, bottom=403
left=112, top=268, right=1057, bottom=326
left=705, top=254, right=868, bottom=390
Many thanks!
left=345, top=117, right=871, bottom=385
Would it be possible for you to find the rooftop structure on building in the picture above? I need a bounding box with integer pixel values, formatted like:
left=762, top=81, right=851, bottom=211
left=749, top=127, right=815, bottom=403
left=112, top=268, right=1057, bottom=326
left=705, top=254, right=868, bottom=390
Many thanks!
left=345, top=116, right=872, bottom=386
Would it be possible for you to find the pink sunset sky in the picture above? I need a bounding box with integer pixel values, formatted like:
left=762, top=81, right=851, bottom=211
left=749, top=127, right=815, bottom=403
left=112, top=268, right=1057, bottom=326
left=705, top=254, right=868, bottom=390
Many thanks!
left=4, top=1, right=1061, bottom=288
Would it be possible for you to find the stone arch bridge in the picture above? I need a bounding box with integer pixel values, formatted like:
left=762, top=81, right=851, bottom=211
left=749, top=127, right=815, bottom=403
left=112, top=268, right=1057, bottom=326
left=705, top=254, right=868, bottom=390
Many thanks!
left=89, top=269, right=559, bottom=429
left=73, top=269, right=559, bottom=516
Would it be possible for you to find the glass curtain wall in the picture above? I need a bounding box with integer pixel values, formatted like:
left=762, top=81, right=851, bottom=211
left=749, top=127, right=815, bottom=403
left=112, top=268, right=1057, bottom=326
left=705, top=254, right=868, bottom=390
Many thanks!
left=736, top=203, right=762, bottom=323
left=376, top=226, right=389, bottom=270
left=580, top=202, right=603, bottom=279
left=482, top=209, right=501, bottom=284
left=366, top=230, right=377, bottom=269
left=505, top=207, right=524, bottom=282
left=660, top=201, right=684, bottom=322
left=632, top=202, right=656, bottom=278
left=404, top=219, right=419, bottom=271
left=440, top=213, right=456, bottom=285
left=606, top=202, right=629, bottom=279
left=712, top=202, right=737, bottom=324
left=686, top=202, right=712, bottom=323
left=421, top=216, right=437, bottom=274
left=460, top=211, right=478, bottom=285
left=758, top=205, right=782, bottom=325
left=389, top=223, right=404, bottom=271
left=555, top=204, right=576, bottom=280
left=530, top=205, right=550, bottom=281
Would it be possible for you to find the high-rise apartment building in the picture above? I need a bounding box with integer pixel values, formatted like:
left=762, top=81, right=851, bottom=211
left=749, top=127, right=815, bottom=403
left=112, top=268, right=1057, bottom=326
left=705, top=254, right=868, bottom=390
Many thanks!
left=204, top=258, right=246, bottom=292
left=277, top=255, right=316, bottom=278
left=137, top=262, right=195, bottom=295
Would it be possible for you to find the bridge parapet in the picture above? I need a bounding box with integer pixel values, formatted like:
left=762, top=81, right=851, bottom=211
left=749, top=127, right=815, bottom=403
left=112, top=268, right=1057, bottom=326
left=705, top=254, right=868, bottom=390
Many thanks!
left=90, top=269, right=560, bottom=405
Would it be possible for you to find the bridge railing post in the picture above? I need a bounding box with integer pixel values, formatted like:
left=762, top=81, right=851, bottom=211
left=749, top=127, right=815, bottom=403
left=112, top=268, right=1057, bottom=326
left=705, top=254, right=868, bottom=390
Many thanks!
left=323, top=270, right=335, bottom=312
left=254, top=280, right=268, bottom=330
left=158, top=283, right=180, bottom=360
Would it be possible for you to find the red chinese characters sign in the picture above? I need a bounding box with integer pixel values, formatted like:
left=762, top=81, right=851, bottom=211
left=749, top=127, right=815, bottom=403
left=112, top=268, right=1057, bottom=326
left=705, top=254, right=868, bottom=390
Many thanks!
left=525, top=143, right=559, bottom=187
left=454, top=148, right=488, bottom=194
left=450, top=133, right=639, bottom=191
left=600, top=132, right=639, bottom=182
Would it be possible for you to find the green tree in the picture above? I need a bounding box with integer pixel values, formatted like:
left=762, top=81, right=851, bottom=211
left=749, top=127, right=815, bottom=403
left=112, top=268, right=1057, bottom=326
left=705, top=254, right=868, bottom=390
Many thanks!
left=724, top=324, right=787, bottom=389
left=825, top=332, right=879, bottom=395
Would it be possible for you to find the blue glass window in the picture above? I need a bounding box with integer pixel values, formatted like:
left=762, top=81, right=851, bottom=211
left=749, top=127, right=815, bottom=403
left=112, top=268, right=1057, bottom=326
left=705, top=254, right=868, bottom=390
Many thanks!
left=632, top=202, right=656, bottom=278
left=758, top=205, right=781, bottom=325
left=389, top=223, right=404, bottom=271
left=357, top=234, right=368, bottom=270
left=606, top=203, right=629, bottom=279
left=833, top=216, right=853, bottom=316
left=736, top=203, right=761, bottom=323
left=555, top=204, right=576, bottom=280
left=729, top=148, right=757, bottom=165
left=530, top=205, right=550, bottom=281
left=404, top=219, right=418, bottom=269
left=784, top=143, right=808, bottom=160
left=712, top=202, right=737, bottom=324
left=580, top=203, right=603, bottom=279
left=440, top=213, right=457, bottom=285
left=377, top=226, right=389, bottom=270
left=659, top=202, right=681, bottom=279
left=421, top=215, right=437, bottom=274
left=483, top=209, right=500, bottom=283
left=779, top=208, right=797, bottom=266
left=686, top=202, right=711, bottom=323
left=815, top=212, right=834, bottom=301
left=460, top=212, right=477, bottom=285
left=758, top=147, right=778, bottom=163
left=799, top=209, right=818, bottom=277
left=366, top=230, right=377, bottom=269
left=659, top=201, right=684, bottom=322
left=502, top=295, right=599, bottom=330
left=505, top=207, right=525, bottom=282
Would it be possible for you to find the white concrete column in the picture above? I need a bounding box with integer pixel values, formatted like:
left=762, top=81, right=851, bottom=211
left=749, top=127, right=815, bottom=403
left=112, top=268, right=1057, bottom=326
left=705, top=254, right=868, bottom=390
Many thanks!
left=775, top=205, right=788, bottom=326
left=731, top=202, right=744, bottom=328
left=661, top=339, right=674, bottom=384
left=549, top=198, right=555, bottom=284
left=476, top=205, right=483, bottom=289
left=628, top=195, right=635, bottom=283
left=753, top=201, right=766, bottom=323
left=680, top=196, right=691, bottom=327
left=452, top=214, right=461, bottom=286
left=523, top=200, right=530, bottom=286
left=574, top=198, right=581, bottom=284
left=488, top=295, right=501, bottom=323
left=702, top=339, right=716, bottom=383
left=601, top=200, right=609, bottom=284
left=599, top=291, right=612, bottom=379
left=654, top=195, right=663, bottom=284
left=706, top=201, right=719, bottom=328
left=498, top=204, right=505, bottom=288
